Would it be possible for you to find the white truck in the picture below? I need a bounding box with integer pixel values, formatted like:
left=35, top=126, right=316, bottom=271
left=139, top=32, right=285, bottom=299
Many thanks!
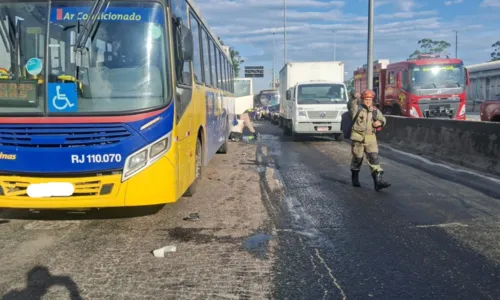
left=279, top=61, right=349, bottom=140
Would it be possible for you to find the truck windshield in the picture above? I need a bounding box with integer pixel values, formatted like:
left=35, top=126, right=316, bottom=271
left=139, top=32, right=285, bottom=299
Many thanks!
left=0, top=1, right=169, bottom=115
left=297, top=83, right=347, bottom=104
left=410, top=63, right=465, bottom=89
left=234, top=79, right=251, bottom=97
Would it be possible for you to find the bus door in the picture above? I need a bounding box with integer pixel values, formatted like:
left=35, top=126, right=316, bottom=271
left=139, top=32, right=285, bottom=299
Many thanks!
left=172, top=2, right=195, bottom=196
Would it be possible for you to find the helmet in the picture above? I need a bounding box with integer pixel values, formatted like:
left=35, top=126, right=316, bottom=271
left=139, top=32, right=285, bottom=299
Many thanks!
left=361, top=89, right=375, bottom=99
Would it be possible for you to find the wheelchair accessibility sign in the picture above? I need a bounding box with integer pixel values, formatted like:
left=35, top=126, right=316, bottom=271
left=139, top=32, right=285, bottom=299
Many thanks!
left=48, top=83, right=78, bottom=112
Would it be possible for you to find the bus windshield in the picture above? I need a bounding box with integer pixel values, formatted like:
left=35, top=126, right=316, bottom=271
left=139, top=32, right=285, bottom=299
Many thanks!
left=410, top=63, right=465, bottom=90
left=297, top=83, right=347, bottom=104
left=234, top=79, right=251, bottom=97
left=260, top=92, right=279, bottom=106
left=0, top=1, right=169, bottom=115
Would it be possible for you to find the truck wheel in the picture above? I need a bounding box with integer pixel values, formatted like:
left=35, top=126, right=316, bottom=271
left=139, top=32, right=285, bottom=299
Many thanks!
left=392, top=105, right=401, bottom=116
left=283, top=123, right=292, bottom=136
left=334, top=133, right=344, bottom=141
left=184, top=137, right=203, bottom=197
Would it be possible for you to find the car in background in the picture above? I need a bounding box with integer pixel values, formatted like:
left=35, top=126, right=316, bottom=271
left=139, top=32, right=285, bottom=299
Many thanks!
left=480, top=94, right=500, bottom=122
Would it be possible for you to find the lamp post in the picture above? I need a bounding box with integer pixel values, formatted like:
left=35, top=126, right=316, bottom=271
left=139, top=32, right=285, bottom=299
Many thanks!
left=367, top=0, right=374, bottom=90
left=272, top=32, right=276, bottom=89
left=333, top=29, right=337, bottom=61
left=452, top=30, right=458, bottom=58
left=283, top=0, right=287, bottom=64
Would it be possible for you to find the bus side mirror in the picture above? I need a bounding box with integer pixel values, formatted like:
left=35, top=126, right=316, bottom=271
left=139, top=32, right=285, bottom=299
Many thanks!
left=465, top=68, right=470, bottom=86
left=286, top=90, right=291, bottom=100
left=396, top=72, right=402, bottom=89
left=178, top=23, right=193, bottom=62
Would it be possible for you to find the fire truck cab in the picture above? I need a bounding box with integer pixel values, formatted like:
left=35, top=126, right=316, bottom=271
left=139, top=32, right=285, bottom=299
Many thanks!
left=354, top=54, right=470, bottom=120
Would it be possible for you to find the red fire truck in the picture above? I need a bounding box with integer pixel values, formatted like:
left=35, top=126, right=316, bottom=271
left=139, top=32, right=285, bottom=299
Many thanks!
left=353, top=54, right=470, bottom=120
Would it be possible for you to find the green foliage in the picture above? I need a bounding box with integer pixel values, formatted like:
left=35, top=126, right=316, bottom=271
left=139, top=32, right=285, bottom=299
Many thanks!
left=218, top=37, right=244, bottom=77
left=409, top=38, right=451, bottom=59
left=491, top=41, right=500, bottom=61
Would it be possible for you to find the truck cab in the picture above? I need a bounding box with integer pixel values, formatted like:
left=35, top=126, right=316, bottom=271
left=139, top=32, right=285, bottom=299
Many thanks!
left=282, top=80, right=348, bottom=140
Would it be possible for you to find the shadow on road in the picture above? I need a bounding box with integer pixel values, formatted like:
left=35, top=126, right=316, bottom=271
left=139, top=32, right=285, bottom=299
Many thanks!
left=0, top=204, right=165, bottom=221
left=2, top=266, right=82, bottom=300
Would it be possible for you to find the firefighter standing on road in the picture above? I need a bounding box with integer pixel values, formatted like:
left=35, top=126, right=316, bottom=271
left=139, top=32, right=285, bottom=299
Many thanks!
left=349, top=89, right=391, bottom=191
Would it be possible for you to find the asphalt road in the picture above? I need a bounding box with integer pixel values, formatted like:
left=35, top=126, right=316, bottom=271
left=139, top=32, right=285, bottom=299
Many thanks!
left=2, top=120, right=500, bottom=299
left=254, top=120, right=500, bottom=300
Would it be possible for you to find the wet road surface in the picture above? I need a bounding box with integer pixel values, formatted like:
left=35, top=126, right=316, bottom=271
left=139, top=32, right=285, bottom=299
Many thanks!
left=254, top=121, right=500, bottom=300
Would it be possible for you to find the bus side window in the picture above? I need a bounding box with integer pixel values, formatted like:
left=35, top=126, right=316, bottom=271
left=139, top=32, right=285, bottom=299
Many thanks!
left=189, top=13, right=202, bottom=84
left=171, top=0, right=191, bottom=87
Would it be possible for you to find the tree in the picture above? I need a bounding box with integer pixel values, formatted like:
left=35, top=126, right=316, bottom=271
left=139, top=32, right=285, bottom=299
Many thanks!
left=491, top=41, right=500, bottom=61
left=409, top=38, right=451, bottom=59
left=218, top=37, right=244, bottom=77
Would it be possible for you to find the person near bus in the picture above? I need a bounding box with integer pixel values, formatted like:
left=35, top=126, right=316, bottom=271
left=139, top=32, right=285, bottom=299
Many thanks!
left=348, top=89, right=391, bottom=191
left=239, top=108, right=260, bottom=139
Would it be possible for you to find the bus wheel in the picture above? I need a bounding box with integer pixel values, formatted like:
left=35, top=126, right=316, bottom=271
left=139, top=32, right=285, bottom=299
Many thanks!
left=184, top=137, right=203, bottom=197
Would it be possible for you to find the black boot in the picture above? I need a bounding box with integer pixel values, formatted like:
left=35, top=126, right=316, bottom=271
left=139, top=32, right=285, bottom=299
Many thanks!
left=372, top=171, right=391, bottom=191
left=351, top=170, right=361, bottom=187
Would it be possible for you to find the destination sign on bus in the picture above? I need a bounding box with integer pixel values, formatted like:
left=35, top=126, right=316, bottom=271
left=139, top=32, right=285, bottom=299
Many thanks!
left=0, top=82, right=37, bottom=103
left=51, top=7, right=164, bottom=24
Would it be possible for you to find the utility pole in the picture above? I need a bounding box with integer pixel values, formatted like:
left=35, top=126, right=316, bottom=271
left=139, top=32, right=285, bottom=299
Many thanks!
left=367, top=0, right=374, bottom=90
left=333, top=29, right=337, bottom=61
left=453, top=30, right=458, bottom=58
left=272, top=32, right=276, bottom=89
left=284, top=0, right=287, bottom=64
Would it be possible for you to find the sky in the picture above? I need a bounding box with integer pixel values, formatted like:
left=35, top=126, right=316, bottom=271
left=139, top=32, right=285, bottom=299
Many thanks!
left=195, top=0, right=500, bottom=93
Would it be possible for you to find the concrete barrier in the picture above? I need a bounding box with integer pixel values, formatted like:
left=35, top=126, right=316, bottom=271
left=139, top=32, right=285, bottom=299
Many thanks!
left=377, top=116, right=500, bottom=176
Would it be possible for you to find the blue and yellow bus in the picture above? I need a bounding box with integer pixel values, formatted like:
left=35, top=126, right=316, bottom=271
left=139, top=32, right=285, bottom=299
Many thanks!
left=0, top=0, right=234, bottom=208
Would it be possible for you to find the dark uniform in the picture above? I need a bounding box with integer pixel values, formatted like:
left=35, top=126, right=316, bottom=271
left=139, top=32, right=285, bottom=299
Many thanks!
left=348, top=90, right=390, bottom=191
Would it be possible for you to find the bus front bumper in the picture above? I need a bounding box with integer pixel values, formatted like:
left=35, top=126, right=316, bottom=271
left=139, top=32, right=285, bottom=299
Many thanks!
left=0, top=156, right=177, bottom=209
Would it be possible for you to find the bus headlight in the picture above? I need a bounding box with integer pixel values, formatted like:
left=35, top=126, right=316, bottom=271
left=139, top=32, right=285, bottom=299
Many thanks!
left=122, top=133, right=172, bottom=182
left=150, top=138, right=167, bottom=158
left=128, top=149, right=148, bottom=170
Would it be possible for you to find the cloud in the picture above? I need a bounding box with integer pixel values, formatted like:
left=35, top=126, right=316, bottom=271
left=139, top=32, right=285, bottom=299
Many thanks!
left=444, top=0, right=463, bottom=5
left=398, top=0, right=415, bottom=11
left=193, top=0, right=497, bottom=91
left=377, top=10, right=438, bottom=19
left=480, top=0, right=500, bottom=7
